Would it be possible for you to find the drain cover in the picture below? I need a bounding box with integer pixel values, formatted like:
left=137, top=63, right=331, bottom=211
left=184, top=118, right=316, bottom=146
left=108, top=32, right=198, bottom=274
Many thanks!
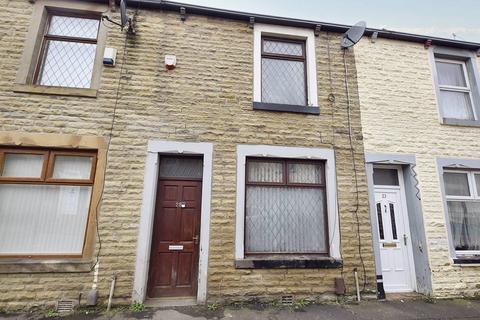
left=56, top=300, right=75, bottom=313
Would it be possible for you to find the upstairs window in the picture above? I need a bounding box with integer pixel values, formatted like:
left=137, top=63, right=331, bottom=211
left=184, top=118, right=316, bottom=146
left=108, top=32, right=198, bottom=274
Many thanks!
left=261, top=37, right=307, bottom=106
left=35, top=14, right=100, bottom=88
left=435, top=58, right=475, bottom=120
left=443, top=170, right=480, bottom=254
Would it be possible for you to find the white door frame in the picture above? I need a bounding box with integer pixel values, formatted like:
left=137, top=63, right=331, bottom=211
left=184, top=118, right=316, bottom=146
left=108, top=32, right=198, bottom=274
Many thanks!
left=132, top=140, right=213, bottom=303
left=373, top=164, right=417, bottom=292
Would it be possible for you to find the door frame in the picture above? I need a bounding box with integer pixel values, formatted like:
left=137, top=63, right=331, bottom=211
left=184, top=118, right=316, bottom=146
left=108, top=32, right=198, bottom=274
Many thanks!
left=132, top=140, right=213, bottom=304
left=373, top=164, right=417, bottom=293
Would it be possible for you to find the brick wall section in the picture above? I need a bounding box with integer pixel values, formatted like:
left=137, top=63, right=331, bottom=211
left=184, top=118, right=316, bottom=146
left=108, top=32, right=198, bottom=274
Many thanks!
left=0, top=1, right=375, bottom=310
left=355, top=37, right=480, bottom=298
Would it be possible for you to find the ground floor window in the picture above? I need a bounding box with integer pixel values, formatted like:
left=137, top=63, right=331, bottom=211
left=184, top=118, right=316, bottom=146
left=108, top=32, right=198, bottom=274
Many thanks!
left=0, top=148, right=97, bottom=257
left=443, top=170, right=480, bottom=253
left=245, top=158, right=328, bottom=255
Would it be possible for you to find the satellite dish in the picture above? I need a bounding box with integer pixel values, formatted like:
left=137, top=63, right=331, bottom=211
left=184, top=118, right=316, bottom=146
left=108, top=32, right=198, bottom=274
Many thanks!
left=120, top=0, right=129, bottom=29
left=341, top=21, right=366, bottom=48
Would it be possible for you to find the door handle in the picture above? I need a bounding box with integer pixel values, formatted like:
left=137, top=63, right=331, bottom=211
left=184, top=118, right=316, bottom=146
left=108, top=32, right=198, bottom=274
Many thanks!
left=192, top=235, right=199, bottom=245
left=403, top=234, right=407, bottom=246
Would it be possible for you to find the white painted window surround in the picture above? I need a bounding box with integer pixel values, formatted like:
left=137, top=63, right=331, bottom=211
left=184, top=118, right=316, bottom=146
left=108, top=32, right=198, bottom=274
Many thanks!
left=253, top=23, right=319, bottom=107
left=235, top=145, right=340, bottom=260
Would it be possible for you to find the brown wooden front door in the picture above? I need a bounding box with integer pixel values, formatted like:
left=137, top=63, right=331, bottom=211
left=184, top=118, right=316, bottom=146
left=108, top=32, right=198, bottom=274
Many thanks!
left=147, top=179, right=202, bottom=298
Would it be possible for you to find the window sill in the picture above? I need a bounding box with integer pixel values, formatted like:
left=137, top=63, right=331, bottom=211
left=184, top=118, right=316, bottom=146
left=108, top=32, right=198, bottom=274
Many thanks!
left=441, top=117, right=480, bottom=128
left=13, top=84, right=98, bottom=98
left=0, top=258, right=94, bottom=274
left=253, top=102, right=320, bottom=115
left=235, top=256, right=342, bottom=269
left=453, top=257, right=480, bottom=266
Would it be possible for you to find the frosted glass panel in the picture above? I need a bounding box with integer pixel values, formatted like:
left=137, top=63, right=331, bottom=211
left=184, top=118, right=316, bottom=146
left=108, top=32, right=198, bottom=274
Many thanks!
left=2, top=154, right=44, bottom=178
left=262, top=58, right=306, bottom=106
left=0, top=184, right=92, bottom=254
left=247, top=161, right=283, bottom=183
left=436, top=61, right=467, bottom=87
left=52, top=156, right=93, bottom=180
left=439, top=90, right=474, bottom=120
left=444, top=172, right=470, bottom=196
left=159, top=157, right=203, bottom=179
left=288, top=162, right=322, bottom=184
left=476, top=175, right=480, bottom=197
left=448, top=201, right=480, bottom=251
left=245, top=186, right=326, bottom=253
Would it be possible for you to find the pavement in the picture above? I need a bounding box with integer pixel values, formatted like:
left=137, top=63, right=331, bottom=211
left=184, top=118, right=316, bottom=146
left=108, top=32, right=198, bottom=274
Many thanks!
left=3, top=298, right=480, bottom=320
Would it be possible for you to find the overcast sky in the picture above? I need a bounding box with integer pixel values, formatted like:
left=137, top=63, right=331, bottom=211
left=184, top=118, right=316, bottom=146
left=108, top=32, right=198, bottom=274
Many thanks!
left=180, top=0, right=480, bottom=43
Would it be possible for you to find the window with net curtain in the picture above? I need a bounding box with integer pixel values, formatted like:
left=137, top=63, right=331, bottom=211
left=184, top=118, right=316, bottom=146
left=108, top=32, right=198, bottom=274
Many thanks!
left=35, top=14, right=100, bottom=88
left=261, top=37, right=307, bottom=106
left=435, top=58, right=475, bottom=120
left=0, top=148, right=96, bottom=256
left=443, top=170, right=480, bottom=253
left=245, top=158, right=328, bottom=254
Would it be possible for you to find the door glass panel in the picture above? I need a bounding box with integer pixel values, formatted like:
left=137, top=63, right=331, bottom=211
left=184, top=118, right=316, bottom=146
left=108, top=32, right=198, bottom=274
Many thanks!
left=373, top=168, right=399, bottom=186
left=444, top=172, right=470, bottom=196
left=2, top=154, right=44, bottom=178
left=376, top=202, right=384, bottom=240
left=159, top=156, right=203, bottom=179
left=389, top=203, right=398, bottom=240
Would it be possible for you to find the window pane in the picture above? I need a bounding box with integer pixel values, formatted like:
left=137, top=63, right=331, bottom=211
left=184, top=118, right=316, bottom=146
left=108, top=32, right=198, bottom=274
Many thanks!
left=39, top=40, right=96, bottom=88
left=288, top=162, right=322, bottom=184
left=159, top=157, right=203, bottom=179
left=448, top=201, right=480, bottom=251
left=439, top=90, right=474, bottom=120
left=48, top=16, right=99, bottom=39
left=245, top=186, right=326, bottom=253
left=2, top=154, right=44, bottom=178
left=247, top=161, right=283, bottom=183
left=263, top=39, right=303, bottom=56
left=376, top=203, right=384, bottom=240
left=476, top=174, right=480, bottom=197
left=444, top=172, right=470, bottom=196
left=373, top=169, right=399, bottom=186
left=0, top=184, right=92, bottom=254
left=262, top=58, right=306, bottom=106
left=436, top=61, right=467, bottom=87
left=52, top=156, right=93, bottom=180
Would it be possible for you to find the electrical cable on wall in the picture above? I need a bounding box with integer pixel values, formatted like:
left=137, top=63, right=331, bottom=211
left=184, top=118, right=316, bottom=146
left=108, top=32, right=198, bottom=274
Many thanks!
left=342, top=49, right=367, bottom=291
left=326, top=31, right=346, bottom=285
left=90, top=30, right=130, bottom=272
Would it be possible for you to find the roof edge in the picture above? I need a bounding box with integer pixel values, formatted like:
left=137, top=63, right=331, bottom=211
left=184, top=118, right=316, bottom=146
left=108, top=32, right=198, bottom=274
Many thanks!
left=122, top=0, right=480, bottom=50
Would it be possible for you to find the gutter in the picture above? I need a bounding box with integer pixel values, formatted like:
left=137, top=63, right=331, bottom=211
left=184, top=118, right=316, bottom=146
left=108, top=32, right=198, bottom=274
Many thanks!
left=116, top=0, right=480, bottom=51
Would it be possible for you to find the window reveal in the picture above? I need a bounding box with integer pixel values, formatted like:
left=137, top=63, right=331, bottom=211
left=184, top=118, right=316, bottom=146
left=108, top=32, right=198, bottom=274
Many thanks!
left=245, top=158, right=328, bottom=254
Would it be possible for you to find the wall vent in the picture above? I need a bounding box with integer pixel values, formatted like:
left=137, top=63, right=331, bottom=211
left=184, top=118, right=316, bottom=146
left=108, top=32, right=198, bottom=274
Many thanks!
left=56, top=300, right=75, bottom=313
left=281, top=295, right=294, bottom=305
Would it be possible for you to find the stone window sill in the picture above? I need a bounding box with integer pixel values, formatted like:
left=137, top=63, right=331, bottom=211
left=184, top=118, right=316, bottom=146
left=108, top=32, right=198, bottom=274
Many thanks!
left=13, top=84, right=98, bottom=98
left=442, top=117, right=480, bottom=128
left=0, top=259, right=94, bottom=274
left=235, top=256, right=342, bottom=269
left=253, top=102, right=320, bottom=115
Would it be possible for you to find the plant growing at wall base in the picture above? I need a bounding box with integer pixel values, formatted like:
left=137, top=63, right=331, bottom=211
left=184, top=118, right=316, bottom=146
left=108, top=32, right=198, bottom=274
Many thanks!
left=129, top=302, right=145, bottom=312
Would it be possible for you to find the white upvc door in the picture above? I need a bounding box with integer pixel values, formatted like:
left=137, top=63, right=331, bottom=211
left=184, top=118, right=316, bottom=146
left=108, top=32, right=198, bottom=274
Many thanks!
left=375, top=185, right=416, bottom=293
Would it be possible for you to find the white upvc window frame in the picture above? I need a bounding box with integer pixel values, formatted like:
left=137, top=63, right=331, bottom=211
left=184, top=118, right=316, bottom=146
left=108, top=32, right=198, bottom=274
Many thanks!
left=253, top=23, right=318, bottom=107
left=435, top=58, right=476, bottom=120
left=443, top=169, right=480, bottom=256
left=234, top=144, right=340, bottom=261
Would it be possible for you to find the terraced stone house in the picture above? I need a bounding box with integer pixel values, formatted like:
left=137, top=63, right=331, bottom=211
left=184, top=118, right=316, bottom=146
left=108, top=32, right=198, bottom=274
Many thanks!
left=0, top=0, right=478, bottom=311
